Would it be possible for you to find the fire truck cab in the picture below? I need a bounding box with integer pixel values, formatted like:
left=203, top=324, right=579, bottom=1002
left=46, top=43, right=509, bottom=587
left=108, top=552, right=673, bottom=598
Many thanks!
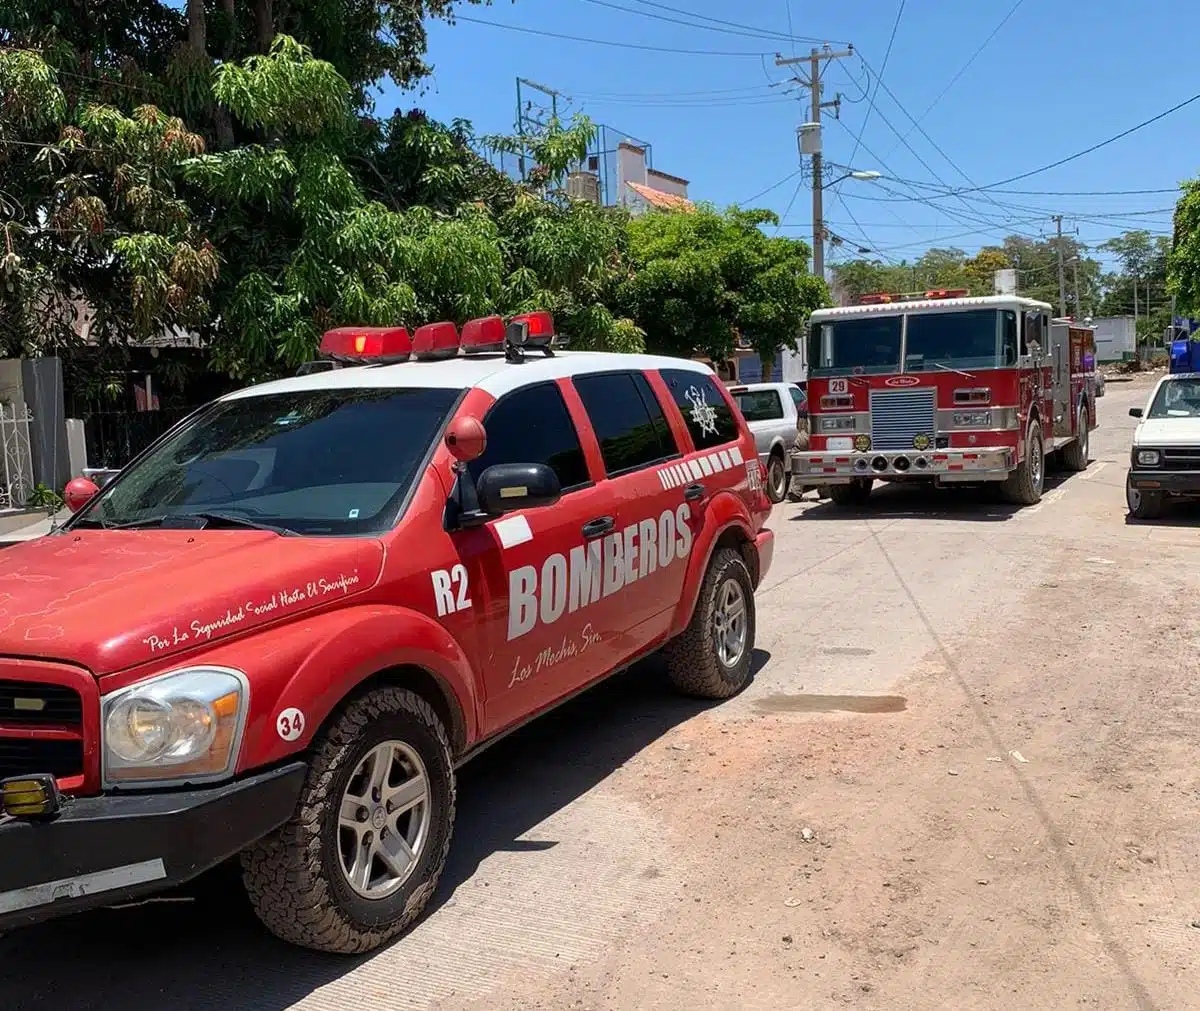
left=792, top=289, right=1098, bottom=507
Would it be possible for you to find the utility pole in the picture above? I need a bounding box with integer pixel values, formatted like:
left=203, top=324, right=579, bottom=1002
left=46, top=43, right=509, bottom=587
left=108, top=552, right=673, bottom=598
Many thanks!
left=1071, top=258, right=1081, bottom=319
left=776, top=46, right=854, bottom=281
left=1052, top=214, right=1066, bottom=317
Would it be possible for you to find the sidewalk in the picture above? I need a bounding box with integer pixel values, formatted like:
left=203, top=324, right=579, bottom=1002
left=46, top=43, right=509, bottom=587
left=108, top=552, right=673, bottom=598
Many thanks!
left=0, top=509, right=71, bottom=546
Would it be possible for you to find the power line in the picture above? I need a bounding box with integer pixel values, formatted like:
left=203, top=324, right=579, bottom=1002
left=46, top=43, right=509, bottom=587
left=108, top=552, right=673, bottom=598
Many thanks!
left=579, top=0, right=825, bottom=44
left=452, top=15, right=776, bottom=56
left=568, top=83, right=773, bottom=99
left=885, top=0, right=1025, bottom=157
left=625, top=0, right=844, bottom=45
left=846, top=0, right=905, bottom=170
left=739, top=169, right=801, bottom=205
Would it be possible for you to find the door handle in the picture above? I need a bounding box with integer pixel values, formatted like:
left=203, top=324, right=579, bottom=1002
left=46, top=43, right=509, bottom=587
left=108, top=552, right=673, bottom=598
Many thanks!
left=684, top=483, right=706, bottom=502
left=581, top=516, right=615, bottom=539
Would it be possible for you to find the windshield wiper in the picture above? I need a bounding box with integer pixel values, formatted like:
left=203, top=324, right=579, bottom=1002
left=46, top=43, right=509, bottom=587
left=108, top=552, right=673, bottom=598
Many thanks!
left=74, top=511, right=296, bottom=536
left=932, top=362, right=976, bottom=380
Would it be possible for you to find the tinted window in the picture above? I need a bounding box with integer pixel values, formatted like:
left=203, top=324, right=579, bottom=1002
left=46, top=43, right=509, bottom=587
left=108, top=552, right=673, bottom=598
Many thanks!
left=660, top=369, right=740, bottom=450
left=75, top=387, right=459, bottom=536
left=905, top=309, right=1016, bottom=370
left=574, top=372, right=677, bottom=475
left=810, top=316, right=903, bottom=374
left=470, top=382, right=589, bottom=490
left=788, top=386, right=808, bottom=416
left=733, top=388, right=785, bottom=422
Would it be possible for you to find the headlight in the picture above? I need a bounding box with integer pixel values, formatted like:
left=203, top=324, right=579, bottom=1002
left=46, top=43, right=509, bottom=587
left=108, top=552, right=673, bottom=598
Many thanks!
left=818, top=415, right=857, bottom=432
left=102, top=667, right=248, bottom=786
left=1137, top=449, right=1161, bottom=466
left=952, top=410, right=992, bottom=428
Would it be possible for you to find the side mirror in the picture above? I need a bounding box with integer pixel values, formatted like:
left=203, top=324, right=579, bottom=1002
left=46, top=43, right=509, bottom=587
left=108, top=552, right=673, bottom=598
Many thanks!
left=64, top=477, right=100, bottom=513
left=1129, top=407, right=1144, bottom=418
left=476, top=463, right=560, bottom=516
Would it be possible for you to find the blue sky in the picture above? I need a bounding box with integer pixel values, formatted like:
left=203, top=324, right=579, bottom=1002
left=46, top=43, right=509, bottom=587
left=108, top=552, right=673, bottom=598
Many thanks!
left=374, top=0, right=1197, bottom=273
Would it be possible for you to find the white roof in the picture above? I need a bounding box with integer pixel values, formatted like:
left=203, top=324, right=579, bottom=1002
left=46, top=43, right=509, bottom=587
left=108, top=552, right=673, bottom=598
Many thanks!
left=811, top=294, right=1053, bottom=321
left=220, top=351, right=715, bottom=403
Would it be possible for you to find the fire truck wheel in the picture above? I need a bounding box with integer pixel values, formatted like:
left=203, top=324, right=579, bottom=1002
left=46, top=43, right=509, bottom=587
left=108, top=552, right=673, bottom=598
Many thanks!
left=1061, top=403, right=1090, bottom=472
left=241, top=686, right=455, bottom=954
left=665, top=546, right=756, bottom=699
left=1002, top=420, right=1044, bottom=505
left=1126, top=473, right=1164, bottom=520
left=828, top=478, right=873, bottom=507
left=766, top=452, right=788, bottom=503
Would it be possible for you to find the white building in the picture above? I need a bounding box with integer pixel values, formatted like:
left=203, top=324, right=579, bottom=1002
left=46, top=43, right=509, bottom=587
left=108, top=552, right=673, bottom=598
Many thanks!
left=615, top=140, right=693, bottom=214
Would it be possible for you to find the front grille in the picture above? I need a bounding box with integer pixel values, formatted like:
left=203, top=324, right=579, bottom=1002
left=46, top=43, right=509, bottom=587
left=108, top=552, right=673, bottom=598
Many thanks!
left=1161, top=448, right=1200, bottom=471
left=0, top=680, right=83, bottom=726
left=0, top=676, right=85, bottom=783
left=870, top=388, right=937, bottom=451
left=0, top=737, right=84, bottom=779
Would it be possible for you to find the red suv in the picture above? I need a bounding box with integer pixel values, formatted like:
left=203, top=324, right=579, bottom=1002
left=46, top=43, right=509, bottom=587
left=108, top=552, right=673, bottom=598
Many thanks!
left=0, top=313, right=773, bottom=952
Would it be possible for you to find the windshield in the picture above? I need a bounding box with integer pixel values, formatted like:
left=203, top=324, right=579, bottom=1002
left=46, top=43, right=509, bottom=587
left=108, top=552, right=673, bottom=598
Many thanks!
left=905, top=309, right=1018, bottom=370
left=809, top=316, right=903, bottom=376
left=72, top=387, right=460, bottom=536
left=733, top=389, right=785, bottom=421
left=1148, top=378, right=1200, bottom=419
left=809, top=309, right=1020, bottom=376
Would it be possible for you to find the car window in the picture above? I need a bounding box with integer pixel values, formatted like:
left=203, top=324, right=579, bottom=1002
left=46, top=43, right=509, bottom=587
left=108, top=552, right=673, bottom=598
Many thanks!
left=573, top=371, right=678, bottom=476
left=76, top=388, right=460, bottom=536
left=470, top=382, right=590, bottom=490
left=788, top=386, right=807, bottom=415
left=733, top=389, right=785, bottom=422
left=1148, top=377, right=1200, bottom=418
left=660, top=369, right=740, bottom=450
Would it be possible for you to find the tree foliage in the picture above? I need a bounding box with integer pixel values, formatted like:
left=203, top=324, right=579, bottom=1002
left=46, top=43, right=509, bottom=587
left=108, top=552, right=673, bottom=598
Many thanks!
left=618, top=205, right=827, bottom=366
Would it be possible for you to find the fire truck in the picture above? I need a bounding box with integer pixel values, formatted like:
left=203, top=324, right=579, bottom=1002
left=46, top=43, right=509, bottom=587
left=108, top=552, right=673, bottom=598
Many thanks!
left=792, top=289, right=1098, bottom=507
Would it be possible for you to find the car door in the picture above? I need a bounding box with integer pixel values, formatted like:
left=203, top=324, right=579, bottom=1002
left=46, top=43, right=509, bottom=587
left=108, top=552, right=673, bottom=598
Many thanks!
left=570, top=369, right=690, bottom=653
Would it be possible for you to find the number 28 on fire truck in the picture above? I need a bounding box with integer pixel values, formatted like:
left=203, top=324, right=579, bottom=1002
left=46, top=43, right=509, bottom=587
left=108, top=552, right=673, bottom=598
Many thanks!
left=791, top=289, right=1099, bottom=507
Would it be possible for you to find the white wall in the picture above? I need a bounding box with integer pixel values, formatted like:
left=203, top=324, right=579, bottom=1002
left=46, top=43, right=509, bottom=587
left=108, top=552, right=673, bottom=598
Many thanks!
left=1093, top=316, right=1136, bottom=362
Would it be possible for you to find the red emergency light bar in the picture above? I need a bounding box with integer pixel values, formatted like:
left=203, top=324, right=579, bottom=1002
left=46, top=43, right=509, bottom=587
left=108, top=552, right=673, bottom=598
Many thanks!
left=857, top=288, right=969, bottom=305
left=412, top=321, right=460, bottom=361
left=318, top=312, right=559, bottom=365
left=320, top=327, right=412, bottom=363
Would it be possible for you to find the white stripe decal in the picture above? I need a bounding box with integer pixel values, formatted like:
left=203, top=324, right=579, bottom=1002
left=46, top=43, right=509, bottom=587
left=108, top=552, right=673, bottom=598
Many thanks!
left=0, top=858, right=167, bottom=916
left=676, top=464, right=688, bottom=485
left=710, top=453, right=725, bottom=472
left=688, top=459, right=704, bottom=480
left=493, top=514, right=533, bottom=549
left=698, top=455, right=714, bottom=476
left=718, top=450, right=732, bottom=470
left=664, top=467, right=678, bottom=488
left=730, top=446, right=744, bottom=465
left=658, top=469, right=670, bottom=489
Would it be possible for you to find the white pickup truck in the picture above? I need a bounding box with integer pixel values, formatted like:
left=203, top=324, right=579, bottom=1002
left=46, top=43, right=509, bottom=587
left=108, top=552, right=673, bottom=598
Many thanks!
left=728, top=381, right=807, bottom=503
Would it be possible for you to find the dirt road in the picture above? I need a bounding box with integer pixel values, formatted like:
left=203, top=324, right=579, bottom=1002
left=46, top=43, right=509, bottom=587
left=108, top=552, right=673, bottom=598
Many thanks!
left=5, top=374, right=1196, bottom=1010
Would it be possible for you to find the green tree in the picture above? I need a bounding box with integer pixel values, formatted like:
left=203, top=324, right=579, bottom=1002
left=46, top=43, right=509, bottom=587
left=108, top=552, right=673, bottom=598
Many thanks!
left=1169, top=180, right=1200, bottom=318
left=618, top=205, right=828, bottom=369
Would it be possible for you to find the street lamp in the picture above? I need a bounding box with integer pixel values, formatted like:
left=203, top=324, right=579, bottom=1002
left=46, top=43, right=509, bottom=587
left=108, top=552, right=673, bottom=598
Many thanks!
left=812, top=168, right=881, bottom=279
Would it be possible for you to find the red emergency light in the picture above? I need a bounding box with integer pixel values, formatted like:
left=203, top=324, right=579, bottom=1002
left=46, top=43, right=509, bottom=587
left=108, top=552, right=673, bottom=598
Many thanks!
left=411, top=321, right=460, bottom=361
left=921, top=288, right=968, bottom=300
left=508, top=311, right=555, bottom=349
left=858, top=293, right=894, bottom=304
left=461, top=315, right=506, bottom=355
left=320, top=327, right=412, bottom=363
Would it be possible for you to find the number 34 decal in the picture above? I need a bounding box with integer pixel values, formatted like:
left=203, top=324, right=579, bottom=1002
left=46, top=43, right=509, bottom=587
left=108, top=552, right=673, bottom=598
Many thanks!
left=431, top=564, right=472, bottom=617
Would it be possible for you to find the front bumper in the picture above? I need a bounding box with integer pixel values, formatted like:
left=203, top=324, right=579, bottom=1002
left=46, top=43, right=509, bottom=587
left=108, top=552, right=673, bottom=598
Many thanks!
left=1128, top=470, right=1200, bottom=495
left=0, top=761, right=305, bottom=931
left=791, top=446, right=1015, bottom=484
left=753, top=528, right=774, bottom=585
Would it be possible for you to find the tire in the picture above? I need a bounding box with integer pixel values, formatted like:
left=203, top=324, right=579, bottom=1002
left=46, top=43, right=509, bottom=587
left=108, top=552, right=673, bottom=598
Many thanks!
left=242, top=687, right=455, bottom=954
left=1126, top=473, right=1164, bottom=520
left=1061, top=403, right=1090, bottom=472
left=665, top=546, right=756, bottom=699
left=766, top=452, right=788, bottom=503
left=1002, top=419, right=1044, bottom=505
left=828, top=478, right=873, bottom=507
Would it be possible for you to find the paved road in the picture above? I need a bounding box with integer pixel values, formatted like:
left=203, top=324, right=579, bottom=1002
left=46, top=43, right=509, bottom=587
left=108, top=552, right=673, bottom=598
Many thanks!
left=5, top=374, right=1195, bottom=1010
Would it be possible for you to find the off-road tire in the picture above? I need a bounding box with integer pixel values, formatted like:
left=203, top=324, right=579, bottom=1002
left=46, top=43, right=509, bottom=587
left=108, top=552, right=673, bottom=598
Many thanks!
left=664, top=547, right=756, bottom=699
left=828, top=478, right=873, bottom=507
left=1061, top=403, right=1090, bottom=472
left=1126, top=473, right=1164, bottom=520
left=766, top=452, right=788, bottom=504
left=241, top=687, right=455, bottom=954
left=1002, top=420, right=1044, bottom=505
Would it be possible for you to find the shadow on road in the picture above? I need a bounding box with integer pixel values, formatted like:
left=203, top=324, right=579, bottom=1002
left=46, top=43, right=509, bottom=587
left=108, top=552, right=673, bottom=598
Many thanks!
left=0, top=649, right=770, bottom=1010
left=788, top=471, right=1075, bottom=523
